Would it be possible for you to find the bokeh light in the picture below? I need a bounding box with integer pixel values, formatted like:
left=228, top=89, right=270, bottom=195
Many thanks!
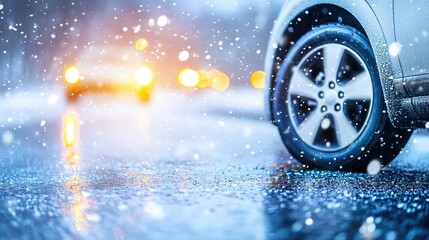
left=209, top=69, right=230, bottom=91
left=135, top=67, right=154, bottom=86
left=65, top=66, right=80, bottom=84
left=2, top=131, right=14, bottom=145
left=197, top=70, right=212, bottom=88
left=178, top=68, right=200, bottom=88
left=157, top=15, right=169, bottom=27
left=388, top=42, right=402, bottom=57
left=367, top=159, right=382, bottom=175
left=135, top=38, right=149, bottom=51
left=178, top=50, right=190, bottom=62
left=250, top=70, right=265, bottom=89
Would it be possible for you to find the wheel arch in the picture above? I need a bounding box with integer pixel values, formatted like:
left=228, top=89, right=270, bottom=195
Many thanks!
left=264, top=0, right=413, bottom=127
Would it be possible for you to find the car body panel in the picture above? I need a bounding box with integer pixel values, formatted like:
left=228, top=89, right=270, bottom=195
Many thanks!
left=65, top=44, right=154, bottom=100
left=394, top=1, right=429, bottom=101
left=394, top=1, right=429, bottom=78
left=265, top=0, right=424, bottom=127
left=75, top=45, right=145, bottom=83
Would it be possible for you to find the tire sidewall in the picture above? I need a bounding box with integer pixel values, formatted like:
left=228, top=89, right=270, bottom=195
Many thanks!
left=273, top=24, right=385, bottom=168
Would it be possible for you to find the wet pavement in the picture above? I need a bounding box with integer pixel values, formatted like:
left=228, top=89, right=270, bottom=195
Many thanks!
left=0, top=88, right=428, bottom=239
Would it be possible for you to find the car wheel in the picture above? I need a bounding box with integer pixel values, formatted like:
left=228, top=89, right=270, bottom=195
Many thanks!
left=273, top=24, right=412, bottom=171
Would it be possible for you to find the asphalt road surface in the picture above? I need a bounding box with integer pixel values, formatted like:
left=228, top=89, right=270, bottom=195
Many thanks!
left=1, top=87, right=428, bottom=239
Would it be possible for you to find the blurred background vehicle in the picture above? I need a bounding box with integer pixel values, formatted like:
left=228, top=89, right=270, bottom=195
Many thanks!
left=0, top=0, right=282, bottom=95
left=64, top=43, right=154, bottom=102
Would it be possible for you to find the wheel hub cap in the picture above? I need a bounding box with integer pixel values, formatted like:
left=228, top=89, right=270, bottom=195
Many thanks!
left=287, top=43, right=374, bottom=152
left=325, top=90, right=337, bottom=106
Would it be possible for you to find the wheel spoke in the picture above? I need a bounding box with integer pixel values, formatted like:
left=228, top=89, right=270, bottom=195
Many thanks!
left=333, top=112, right=358, bottom=148
left=297, top=111, right=323, bottom=145
left=289, top=70, right=318, bottom=98
left=341, top=71, right=373, bottom=100
left=323, top=45, right=345, bottom=82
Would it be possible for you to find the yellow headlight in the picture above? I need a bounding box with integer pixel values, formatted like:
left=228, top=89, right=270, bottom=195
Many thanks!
left=209, top=69, right=229, bottom=91
left=196, top=70, right=211, bottom=88
left=250, top=71, right=266, bottom=89
left=135, top=67, right=153, bottom=86
left=178, top=68, right=200, bottom=88
left=65, top=66, right=80, bottom=84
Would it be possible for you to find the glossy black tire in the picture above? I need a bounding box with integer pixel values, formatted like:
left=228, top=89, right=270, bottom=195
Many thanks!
left=273, top=24, right=412, bottom=171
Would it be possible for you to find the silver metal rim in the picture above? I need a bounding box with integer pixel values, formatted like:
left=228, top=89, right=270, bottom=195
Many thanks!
left=287, top=43, right=374, bottom=152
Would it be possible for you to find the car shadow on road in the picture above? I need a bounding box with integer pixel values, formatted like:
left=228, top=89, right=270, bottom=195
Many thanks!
left=263, top=166, right=429, bottom=239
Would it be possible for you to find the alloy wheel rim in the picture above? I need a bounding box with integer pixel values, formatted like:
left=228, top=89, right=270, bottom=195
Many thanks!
left=287, top=43, right=374, bottom=152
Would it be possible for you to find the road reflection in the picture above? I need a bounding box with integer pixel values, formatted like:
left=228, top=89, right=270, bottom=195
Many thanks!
left=264, top=166, right=429, bottom=239
left=61, top=109, right=93, bottom=232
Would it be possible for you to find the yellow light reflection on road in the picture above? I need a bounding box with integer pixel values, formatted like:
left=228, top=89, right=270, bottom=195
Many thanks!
left=72, top=194, right=89, bottom=231
left=178, top=68, right=200, bottom=88
left=197, top=70, right=212, bottom=88
left=65, top=66, right=80, bottom=84
left=64, top=175, right=90, bottom=232
left=61, top=110, right=92, bottom=232
left=135, top=38, right=149, bottom=51
left=209, top=69, right=230, bottom=91
left=64, top=115, right=77, bottom=147
left=62, top=110, right=81, bottom=166
left=135, top=67, right=153, bottom=86
left=250, top=70, right=266, bottom=89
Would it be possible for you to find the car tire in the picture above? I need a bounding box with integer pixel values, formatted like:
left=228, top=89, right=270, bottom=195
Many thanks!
left=273, top=24, right=412, bottom=171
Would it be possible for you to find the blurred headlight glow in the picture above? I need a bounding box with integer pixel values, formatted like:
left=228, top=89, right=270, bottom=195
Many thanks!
left=64, top=115, right=77, bottom=147
left=135, top=38, right=149, bottom=51
left=135, top=67, right=153, bottom=86
left=250, top=71, right=266, bottom=89
left=178, top=68, right=200, bottom=88
left=209, top=69, right=229, bottom=91
left=65, top=67, right=80, bottom=84
left=197, top=70, right=212, bottom=88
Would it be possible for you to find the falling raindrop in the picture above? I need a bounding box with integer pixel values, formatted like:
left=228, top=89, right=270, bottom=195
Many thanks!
left=388, top=42, right=402, bottom=57
left=305, top=218, right=313, bottom=226
left=367, top=160, right=382, bottom=175
left=157, top=15, right=169, bottom=27
left=2, top=132, right=14, bottom=145
left=321, top=118, right=331, bottom=130
left=178, top=51, right=190, bottom=62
